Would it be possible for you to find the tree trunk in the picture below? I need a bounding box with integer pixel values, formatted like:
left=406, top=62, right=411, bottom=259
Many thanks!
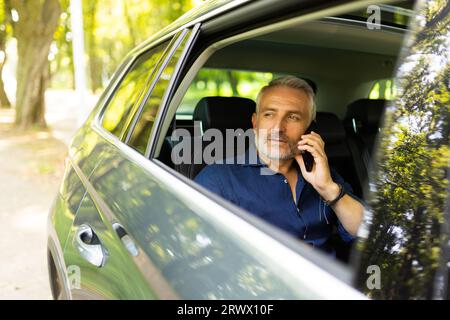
left=123, top=0, right=137, bottom=47
left=85, top=0, right=101, bottom=93
left=11, top=0, right=61, bottom=129
left=0, top=7, right=11, bottom=109
left=0, top=59, right=11, bottom=108
left=227, top=70, right=239, bottom=96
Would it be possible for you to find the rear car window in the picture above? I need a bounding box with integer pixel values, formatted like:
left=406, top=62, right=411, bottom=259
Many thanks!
left=176, top=68, right=315, bottom=119
left=127, top=31, right=192, bottom=155
left=101, top=42, right=169, bottom=138
left=369, top=78, right=397, bottom=100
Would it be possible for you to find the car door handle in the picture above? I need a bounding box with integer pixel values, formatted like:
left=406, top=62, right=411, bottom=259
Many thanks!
left=75, top=224, right=108, bottom=267
left=112, top=222, right=139, bottom=257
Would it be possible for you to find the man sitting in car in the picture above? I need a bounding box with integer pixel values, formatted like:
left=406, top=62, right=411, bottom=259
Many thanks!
left=195, top=76, right=364, bottom=255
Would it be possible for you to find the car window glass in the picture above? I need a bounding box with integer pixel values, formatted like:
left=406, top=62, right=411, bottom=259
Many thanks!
left=101, top=42, right=169, bottom=138
left=128, top=31, right=191, bottom=155
left=354, top=0, right=450, bottom=299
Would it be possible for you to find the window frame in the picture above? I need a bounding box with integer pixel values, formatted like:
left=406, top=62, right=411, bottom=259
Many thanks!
left=115, top=40, right=174, bottom=141
left=99, top=42, right=172, bottom=140
left=96, top=33, right=180, bottom=143
left=145, top=0, right=403, bottom=288
left=144, top=24, right=202, bottom=158
left=121, top=30, right=189, bottom=148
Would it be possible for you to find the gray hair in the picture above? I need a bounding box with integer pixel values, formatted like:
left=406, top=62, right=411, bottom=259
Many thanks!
left=256, top=75, right=316, bottom=122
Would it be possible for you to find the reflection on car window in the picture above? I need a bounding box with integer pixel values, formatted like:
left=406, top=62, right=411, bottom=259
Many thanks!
left=339, top=2, right=414, bottom=29
left=101, top=42, right=169, bottom=138
left=354, top=0, right=450, bottom=299
left=128, top=31, right=191, bottom=155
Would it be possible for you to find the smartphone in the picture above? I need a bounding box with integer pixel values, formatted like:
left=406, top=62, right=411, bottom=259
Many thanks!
left=301, top=121, right=318, bottom=172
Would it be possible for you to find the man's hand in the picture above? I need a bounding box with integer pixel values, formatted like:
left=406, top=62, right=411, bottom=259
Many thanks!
left=295, top=131, right=364, bottom=235
left=294, top=131, right=339, bottom=201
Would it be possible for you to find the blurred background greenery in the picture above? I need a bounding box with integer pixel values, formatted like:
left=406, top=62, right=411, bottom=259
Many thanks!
left=0, top=0, right=394, bottom=130
left=0, top=0, right=207, bottom=129
left=0, top=0, right=299, bottom=130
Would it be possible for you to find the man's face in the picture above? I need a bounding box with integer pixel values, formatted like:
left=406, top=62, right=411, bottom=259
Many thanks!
left=252, top=86, right=312, bottom=160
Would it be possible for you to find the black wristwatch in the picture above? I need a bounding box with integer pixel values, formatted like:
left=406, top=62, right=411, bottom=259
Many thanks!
left=323, top=183, right=346, bottom=206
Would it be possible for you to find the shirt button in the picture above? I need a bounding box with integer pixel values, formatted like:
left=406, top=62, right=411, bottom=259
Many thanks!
left=284, top=179, right=288, bottom=184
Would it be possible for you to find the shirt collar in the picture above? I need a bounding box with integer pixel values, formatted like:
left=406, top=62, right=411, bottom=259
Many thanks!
left=238, top=143, right=266, bottom=167
left=238, top=145, right=305, bottom=183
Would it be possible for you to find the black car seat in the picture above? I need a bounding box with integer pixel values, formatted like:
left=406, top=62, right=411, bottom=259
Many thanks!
left=314, top=112, right=365, bottom=262
left=344, top=99, right=386, bottom=192
left=315, top=112, right=363, bottom=198
left=172, top=96, right=256, bottom=179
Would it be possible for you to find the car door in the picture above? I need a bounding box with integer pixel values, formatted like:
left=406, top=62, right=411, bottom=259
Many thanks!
left=353, top=0, right=450, bottom=299
left=61, top=32, right=181, bottom=299
left=79, top=14, right=366, bottom=298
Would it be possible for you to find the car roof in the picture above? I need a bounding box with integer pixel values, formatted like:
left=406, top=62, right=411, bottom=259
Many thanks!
left=131, top=0, right=252, bottom=54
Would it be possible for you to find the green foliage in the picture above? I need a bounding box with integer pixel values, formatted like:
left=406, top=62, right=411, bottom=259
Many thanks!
left=356, top=0, right=450, bottom=299
left=369, top=79, right=397, bottom=100
left=48, top=0, right=202, bottom=92
left=0, top=0, right=13, bottom=47
left=50, top=7, right=74, bottom=89
left=178, top=68, right=298, bottom=117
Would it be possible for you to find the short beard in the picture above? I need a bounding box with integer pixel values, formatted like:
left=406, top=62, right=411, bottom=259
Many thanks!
left=255, top=130, right=297, bottom=160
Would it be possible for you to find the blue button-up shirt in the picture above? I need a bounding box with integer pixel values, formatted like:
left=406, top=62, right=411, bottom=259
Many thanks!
left=194, top=151, right=360, bottom=254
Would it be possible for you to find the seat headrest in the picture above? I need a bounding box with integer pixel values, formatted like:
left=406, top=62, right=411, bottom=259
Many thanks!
left=193, top=96, right=256, bottom=132
left=345, top=99, right=385, bottom=133
left=315, top=112, right=346, bottom=144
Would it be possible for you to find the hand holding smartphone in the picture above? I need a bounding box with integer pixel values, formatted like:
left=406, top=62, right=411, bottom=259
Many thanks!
left=300, top=121, right=318, bottom=172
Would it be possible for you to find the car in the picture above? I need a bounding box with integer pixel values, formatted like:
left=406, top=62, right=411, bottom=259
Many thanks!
left=47, top=0, right=450, bottom=299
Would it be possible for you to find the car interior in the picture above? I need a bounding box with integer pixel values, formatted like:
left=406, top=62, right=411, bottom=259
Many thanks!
left=154, top=2, right=413, bottom=263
